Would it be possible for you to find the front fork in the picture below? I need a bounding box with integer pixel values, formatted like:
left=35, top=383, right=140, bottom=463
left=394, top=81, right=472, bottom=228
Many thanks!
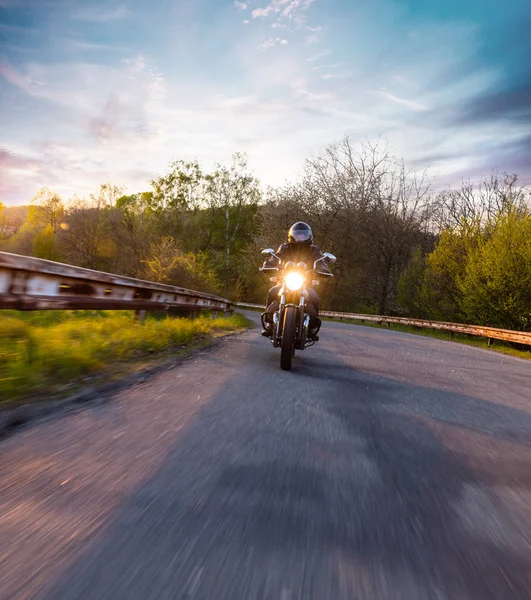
left=272, top=293, right=310, bottom=350
left=262, top=288, right=312, bottom=349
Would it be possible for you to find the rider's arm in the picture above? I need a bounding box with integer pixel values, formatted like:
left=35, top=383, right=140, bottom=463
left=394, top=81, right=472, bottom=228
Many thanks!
left=262, top=244, right=287, bottom=269
left=312, top=245, right=331, bottom=274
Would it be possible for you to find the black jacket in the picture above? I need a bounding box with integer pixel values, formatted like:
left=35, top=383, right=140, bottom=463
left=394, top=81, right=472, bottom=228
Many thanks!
left=263, top=243, right=330, bottom=273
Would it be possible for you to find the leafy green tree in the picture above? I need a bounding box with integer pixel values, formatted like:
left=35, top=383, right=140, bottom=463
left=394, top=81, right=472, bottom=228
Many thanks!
left=113, top=192, right=157, bottom=274
left=151, top=160, right=204, bottom=212
left=28, top=187, right=65, bottom=234
left=149, top=161, right=207, bottom=243
left=32, top=225, right=61, bottom=261
left=459, top=209, right=531, bottom=330
left=397, top=247, right=426, bottom=317
left=420, top=228, right=475, bottom=322
left=138, top=236, right=220, bottom=293
left=204, top=154, right=261, bottom=293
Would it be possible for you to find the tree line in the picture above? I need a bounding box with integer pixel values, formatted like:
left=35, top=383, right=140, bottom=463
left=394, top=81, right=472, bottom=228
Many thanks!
left=1, top=138, right=530, bottom=331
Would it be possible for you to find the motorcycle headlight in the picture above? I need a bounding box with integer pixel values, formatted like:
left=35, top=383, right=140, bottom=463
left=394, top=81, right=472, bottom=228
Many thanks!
left=285, top=271, right=304, bottom=291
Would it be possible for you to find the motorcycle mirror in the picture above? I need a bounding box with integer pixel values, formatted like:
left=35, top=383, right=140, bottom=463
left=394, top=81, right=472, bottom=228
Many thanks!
left=261, top=248, right=275, bottom=255
left=324, top=252, right=337, bottom=264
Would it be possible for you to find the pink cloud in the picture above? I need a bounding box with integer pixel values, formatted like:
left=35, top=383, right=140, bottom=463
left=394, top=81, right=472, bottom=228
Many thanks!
left=0, top=149, right=44, bottom=203
left=0, top=56, right=33, bottom=94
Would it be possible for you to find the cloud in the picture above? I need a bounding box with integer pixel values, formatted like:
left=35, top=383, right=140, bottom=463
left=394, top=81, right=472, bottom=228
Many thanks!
left=0, top=149, right=42, bottom=171
left=258, top=37, right=289, bottom=50
left=72, top=4, right=130, bottom=22
left=0, top=55, right=170, bottom=202
left=457, top=84, right=531, bottom=125
left=306, top=49, right=331, bottom=62
left=0, top=149, right=44, bottom=201
left=2, top=0, right=531, bottom=204
left=252, top=6, right=276, bottom=18
left=250, top=0, right=318, bottom=27
left=68, top=40, right=127, bottom=52
left=0, top=56, right=33, bottom=93
left=248, top=0, right=321, bottom=51
left=375, top=92, right=428, bottom=112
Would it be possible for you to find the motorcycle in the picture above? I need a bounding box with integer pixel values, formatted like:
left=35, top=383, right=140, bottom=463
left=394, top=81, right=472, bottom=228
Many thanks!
left=259, top=249, right=336, bottom=370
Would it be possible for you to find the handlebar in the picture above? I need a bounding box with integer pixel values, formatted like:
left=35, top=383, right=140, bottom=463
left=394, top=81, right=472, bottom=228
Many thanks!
left=260, top=265, right=332, bottom=277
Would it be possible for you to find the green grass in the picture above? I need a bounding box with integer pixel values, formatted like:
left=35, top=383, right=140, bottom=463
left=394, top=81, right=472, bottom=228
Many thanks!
left=0, top=310, right=251, bottom=404
left=323, top=316, right=531, bottom=360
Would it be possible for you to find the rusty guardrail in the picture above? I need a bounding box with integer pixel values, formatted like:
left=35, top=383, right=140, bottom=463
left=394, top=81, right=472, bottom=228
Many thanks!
left=0, top=252, right=233, bottom=315
left=236, top=303, right=531, bottom=347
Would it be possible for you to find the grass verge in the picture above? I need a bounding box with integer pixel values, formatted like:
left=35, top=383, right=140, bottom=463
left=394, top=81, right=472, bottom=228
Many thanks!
left=323, top=316, right=531, bottom=360
left=0, top=310, right=251, bottom=404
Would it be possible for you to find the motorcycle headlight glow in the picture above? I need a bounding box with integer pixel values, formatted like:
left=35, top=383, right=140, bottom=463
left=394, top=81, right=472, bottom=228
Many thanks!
left=285, top=271, right=304, bottom=291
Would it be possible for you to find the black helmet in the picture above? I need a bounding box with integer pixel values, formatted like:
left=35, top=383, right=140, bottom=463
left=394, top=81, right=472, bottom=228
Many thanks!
left=288, top=222, right=313, bottom=244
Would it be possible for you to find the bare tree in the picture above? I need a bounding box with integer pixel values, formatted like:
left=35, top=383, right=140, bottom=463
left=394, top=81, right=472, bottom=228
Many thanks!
left=434, top=173, right=531, bottom=232
left=61, top=184, right=123, bottom=269
left=261, top=137, right=435, bottom=313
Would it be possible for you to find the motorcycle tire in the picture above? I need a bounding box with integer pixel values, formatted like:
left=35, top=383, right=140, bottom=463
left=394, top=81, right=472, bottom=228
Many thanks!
left=280, top=306, right=297, bottom=371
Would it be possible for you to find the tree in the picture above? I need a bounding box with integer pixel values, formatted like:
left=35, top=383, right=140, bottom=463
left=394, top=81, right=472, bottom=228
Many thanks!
left=151, top=160, right=204, bottom=212
left=113, top=192, right=157, bottom=275
left=32, top=225, right=61, bottom=261
left=28, top=187, right=65, bottom=234
left=138, top=236, right=220, bottom=293
left=397, top=247, right=426, bottom=318
left=459, top=209, right=531, bottom=331
left=434, top=173, right=530, bottom=231
left=261, top=138, right=435, bottom=313
left=204, top=153, right=261, bottom=293
left=61, top=185, right=123, bottom=270
left=420, top=228, right=475, bottom=322
left=2, top=189, right=65, bottom=258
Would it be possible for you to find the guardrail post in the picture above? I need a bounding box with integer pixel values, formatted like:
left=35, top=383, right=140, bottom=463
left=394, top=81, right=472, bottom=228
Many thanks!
left=136, top=310, right=147, bottom=323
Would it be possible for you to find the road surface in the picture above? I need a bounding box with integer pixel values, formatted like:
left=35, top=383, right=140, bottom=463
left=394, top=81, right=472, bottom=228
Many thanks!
left=1, top=311, right=530, bottom=600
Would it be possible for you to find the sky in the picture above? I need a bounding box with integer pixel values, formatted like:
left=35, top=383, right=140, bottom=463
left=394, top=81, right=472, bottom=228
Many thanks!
left=0, top=0, right=530, bottom=205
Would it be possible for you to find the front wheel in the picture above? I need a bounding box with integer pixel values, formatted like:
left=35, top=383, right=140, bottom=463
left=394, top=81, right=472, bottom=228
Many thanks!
left=280, top=306, right=297, bottom=370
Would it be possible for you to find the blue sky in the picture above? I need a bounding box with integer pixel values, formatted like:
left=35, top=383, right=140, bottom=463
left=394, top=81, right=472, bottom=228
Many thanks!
left=1, top=0, right=530, bottom=204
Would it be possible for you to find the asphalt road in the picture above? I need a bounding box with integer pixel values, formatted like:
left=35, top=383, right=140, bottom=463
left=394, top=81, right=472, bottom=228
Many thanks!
left=1, top=311, right=530, bottom=600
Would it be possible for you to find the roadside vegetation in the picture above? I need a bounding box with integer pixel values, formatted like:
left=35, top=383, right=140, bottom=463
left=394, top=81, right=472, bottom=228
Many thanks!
left=0, top=310, right=250, bottom=403
left=1, top=136, right=530, bottom=333
left=323, top=316, right=531, bottom=361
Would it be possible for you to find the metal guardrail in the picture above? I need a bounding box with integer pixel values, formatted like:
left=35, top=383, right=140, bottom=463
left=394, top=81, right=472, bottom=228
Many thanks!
left=1, top=252, right=528, bottom=347
left=0, top=252, right=233, bottom=314
left=236, top=303, right=531, bottom=347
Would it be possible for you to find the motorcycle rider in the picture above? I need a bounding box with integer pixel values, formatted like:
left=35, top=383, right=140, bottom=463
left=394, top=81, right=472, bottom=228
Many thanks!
left=261, top=221, right=330, bottom=340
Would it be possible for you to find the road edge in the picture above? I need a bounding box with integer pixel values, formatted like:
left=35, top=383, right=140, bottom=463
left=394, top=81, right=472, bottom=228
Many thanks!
left=0, top=329, right=248, bottom=442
